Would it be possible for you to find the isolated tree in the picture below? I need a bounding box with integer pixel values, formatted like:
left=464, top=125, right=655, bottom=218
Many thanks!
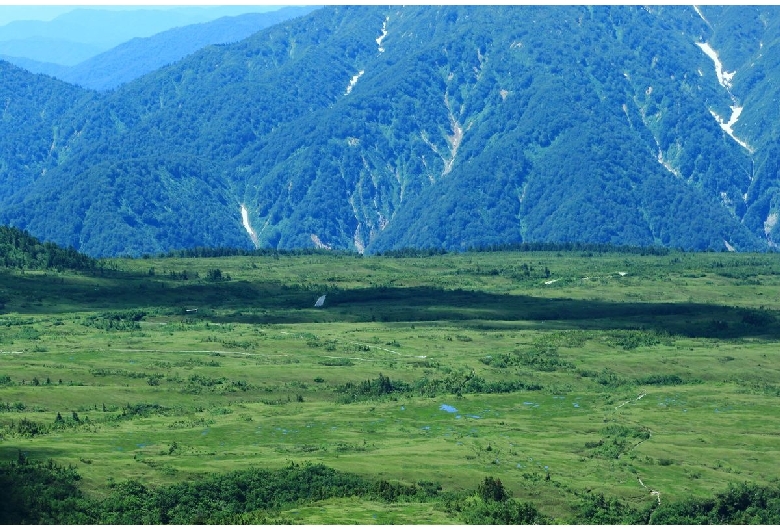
left=477, top=476, right=508, bottom=502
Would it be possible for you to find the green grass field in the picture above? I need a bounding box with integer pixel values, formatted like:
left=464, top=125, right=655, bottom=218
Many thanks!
left=1, top=249, right=779, bottom=522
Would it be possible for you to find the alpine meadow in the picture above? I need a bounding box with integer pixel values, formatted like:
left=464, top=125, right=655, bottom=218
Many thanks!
left=1, top=4, right=780, bottom=525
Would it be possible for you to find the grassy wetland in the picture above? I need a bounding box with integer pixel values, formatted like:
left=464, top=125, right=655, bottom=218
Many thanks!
left=2, top=245, right=780, bottom=523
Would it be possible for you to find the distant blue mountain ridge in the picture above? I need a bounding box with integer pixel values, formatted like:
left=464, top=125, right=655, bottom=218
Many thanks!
left=0, top=7, right=319, bottom=90
left=0, top=6, right=289, bottom=65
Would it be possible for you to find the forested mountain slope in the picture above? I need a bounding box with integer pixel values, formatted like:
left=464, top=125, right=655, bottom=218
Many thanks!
left=1, top=5, right=780, bottom=257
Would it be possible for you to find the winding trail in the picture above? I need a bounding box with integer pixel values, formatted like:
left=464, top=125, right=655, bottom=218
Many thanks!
left=615, top=393, right=646, bottom=409
left=638, top=476, right=662, bottom=505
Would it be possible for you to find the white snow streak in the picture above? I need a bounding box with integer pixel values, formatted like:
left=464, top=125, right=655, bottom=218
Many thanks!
left=696, top=42, right=735, bottom=90
left=353, top=224, right=365, bottom=254
left=708, top=106, right=752, bottom=151
left=657, top=149, right=682, bottom=178
left=693, top=5, right=711, bottom=27
left=345, top=70, right=364, bottom=95
left=696, top=42, right=754, bottom=152
left=419, top=90, right=464, bottom=179
left=442, top=91, right=463, bottom=176
left=240, top=204, right=260, bottom=248
left=376, top=17, right=389, bottom=53
left=765, top=213, right=778, bottom=237
left=311, top=234, right=331, bottom=250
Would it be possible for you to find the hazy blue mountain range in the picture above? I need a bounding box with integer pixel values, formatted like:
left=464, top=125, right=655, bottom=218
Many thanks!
left=0, top=6, right=285, bottom=65
left=1, top=7, right=319, bottom=91
left=0, top=37, right=104, bottom=67
left=1, top=5, right=780, bottom=257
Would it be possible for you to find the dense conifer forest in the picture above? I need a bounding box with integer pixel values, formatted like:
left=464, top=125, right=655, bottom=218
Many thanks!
left=2, top=6, right=780, bottom=256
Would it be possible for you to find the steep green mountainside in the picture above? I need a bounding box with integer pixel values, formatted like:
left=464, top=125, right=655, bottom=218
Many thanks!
left=700, top=6, right=780, bottom=244
left=4, top=7, right=319, bottom=91
left=1, top=5, right=780, bottom=256
left=0, top=61, right=95, bottom=200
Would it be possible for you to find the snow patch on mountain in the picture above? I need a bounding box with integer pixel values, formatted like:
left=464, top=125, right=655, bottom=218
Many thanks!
left=657, top=150, right=681, bottom=178
left=443, top=90, right=463, bottom=176
left=377, top=16, right=389, bottom=53
left=420, top=90, right=464, bottom=179
left=444, top=121, right=463, bottom=175
left=345, top=70, right=364, bottom=95
left=241, top=204, right=260, bottom=248
left=621, top=103, right=632, bottom=126
left=765, top=212, right=778, bottom=237
left=709, top=106, right=752, bottom=151
left=311, top=234, right=331, bottom=250
left=696, top=42, right=735, bottom=89
left=353, top=223, right=365, bottom=254
left=696, top=42, right=754, bottom=152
